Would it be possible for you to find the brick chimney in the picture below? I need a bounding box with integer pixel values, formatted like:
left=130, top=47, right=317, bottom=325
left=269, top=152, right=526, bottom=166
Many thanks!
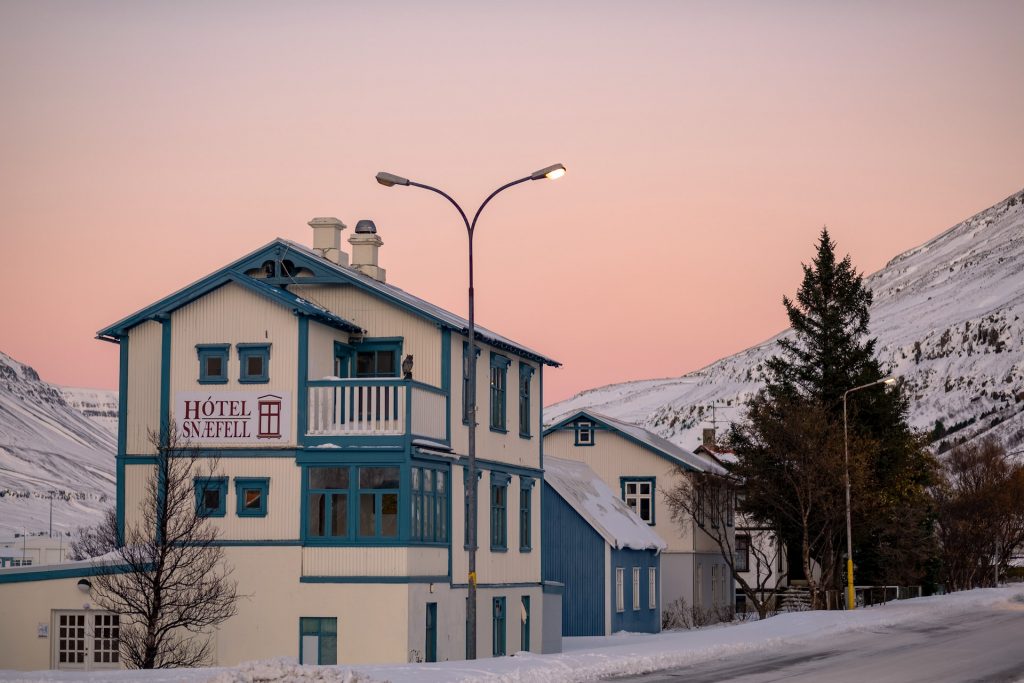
left=348, top=219, right=386, bottom=282
left=308, top=217, right=348, bottom=266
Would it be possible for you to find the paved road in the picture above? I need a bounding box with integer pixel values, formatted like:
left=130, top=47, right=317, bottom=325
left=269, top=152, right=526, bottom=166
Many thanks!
left=610, top=606, right=1024, bottom=683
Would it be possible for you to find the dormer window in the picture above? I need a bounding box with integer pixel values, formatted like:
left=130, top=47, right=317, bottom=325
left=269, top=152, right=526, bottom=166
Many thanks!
left=575, top=420, right=595, bottom=446
left=238, top=344, right=271, bottom=384
left=197, top=344, right=230, bottom=384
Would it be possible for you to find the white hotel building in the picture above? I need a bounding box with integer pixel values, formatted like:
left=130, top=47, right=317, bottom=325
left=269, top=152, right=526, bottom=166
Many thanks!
left=0, top=217, right=561, bottom=670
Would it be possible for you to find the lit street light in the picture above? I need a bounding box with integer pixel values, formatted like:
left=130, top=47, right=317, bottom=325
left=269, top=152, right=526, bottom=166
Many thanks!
left=375, top=163, right=565, bottom=658
left=843, top=376, right=897, bottom=610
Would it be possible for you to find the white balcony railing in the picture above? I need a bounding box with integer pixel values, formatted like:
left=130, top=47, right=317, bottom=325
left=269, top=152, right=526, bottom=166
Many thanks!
left=306, top=379, right=446, bottom=440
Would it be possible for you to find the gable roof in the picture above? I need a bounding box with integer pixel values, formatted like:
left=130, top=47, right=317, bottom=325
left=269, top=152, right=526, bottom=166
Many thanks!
left=544, top=410, right=727, bottom=475
left=97, top=238, right=559, bottom=366
left=544, top=457, right=666, bottom=552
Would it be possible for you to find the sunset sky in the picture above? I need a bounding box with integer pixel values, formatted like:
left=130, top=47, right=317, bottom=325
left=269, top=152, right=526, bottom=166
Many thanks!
left=1, top=1, right=1022, bottom=404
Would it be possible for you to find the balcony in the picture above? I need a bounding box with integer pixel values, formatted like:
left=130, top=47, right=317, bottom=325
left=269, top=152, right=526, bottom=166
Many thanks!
left=306, top=379, right=447, bottom=441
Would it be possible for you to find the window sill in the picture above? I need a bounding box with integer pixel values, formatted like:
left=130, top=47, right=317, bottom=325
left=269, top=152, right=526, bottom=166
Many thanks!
left=238, top=378, right=270, bottom=384
left=519, top=433, right=532, bottom=440
left=574, top=442, right=595, bottom=447
left=489, top=427, right=508, bottom=435
left=519, top=546, right=532, bottom=553
left=490, top=546, right=509, bottom=553
left=197, top=511, right=227, bottom=518
left=237, top=511, right=268, bottom=518
left=198, top=378, right=229, bottom=385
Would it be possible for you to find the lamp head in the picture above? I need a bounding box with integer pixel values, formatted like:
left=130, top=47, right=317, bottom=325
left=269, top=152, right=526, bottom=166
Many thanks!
left=530, top=163, right=567, bottom=181
left=883, top=377, right=897, bottom=385
left=375, top=172, right=410, bottom=187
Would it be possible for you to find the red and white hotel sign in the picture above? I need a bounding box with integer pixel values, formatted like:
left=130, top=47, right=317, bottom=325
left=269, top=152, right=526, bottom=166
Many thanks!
left=175, top=392, right=292, bottom=444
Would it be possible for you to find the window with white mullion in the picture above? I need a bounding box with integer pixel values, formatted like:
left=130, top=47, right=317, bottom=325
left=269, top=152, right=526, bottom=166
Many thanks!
left=623, top=479, right=654, bottom=524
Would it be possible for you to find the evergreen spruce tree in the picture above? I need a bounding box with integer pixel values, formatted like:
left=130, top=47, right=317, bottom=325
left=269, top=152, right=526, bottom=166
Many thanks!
left=731, top=228, right=936, bottom=596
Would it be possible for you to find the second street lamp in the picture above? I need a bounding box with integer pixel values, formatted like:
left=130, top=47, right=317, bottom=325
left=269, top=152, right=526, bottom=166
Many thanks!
left=842, top=376, right=897, bottom=610
left=375, top=163, right=565, bottom=659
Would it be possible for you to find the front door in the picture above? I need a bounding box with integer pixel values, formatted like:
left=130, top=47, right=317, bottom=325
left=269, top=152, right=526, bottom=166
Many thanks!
left=53, top=610, right=120, bottom=671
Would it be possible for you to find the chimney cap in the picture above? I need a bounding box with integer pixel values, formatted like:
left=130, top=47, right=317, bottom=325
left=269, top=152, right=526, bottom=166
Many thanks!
left=308, top=217, right=346, bottom=229
left=354, top=219, right=377, bottom=234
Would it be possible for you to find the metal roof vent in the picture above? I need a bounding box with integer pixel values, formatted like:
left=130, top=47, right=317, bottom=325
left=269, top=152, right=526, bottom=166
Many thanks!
left=355, top=219, right=377, bottom=234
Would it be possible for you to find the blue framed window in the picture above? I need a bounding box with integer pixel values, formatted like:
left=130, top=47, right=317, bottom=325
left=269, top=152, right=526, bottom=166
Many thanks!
left=235, top=477, right=269, bottom=517
left=519, top=477, right=534, bottom=552
left=299, top=617, right=337, bottom=665
left=196, top=344, right=229, bottom=384
left=358, top=466, right=400, bottom=538
left=490, top=472, right=510, bottom=551
left=490, top=353, right=510, bottom=432
left=521, top=595, right=530, bottom=652
left=462, top=342, right=480, bottom=424
left=353, top=338, right=402, bottom=378
left=574, top=419, right=595, bottom=446
left=194, top=477, right=228, bottom=517
left=237, top=343, right=271, bottom=383
left=519, top=363, right=534, bottom=438
left=621, top=477, right=656, bottom=525
left=492, top=596, right=506, bottom=657
left=412, top=467, right=448, bottom=543
left=306, top=467, right=350, bottom=540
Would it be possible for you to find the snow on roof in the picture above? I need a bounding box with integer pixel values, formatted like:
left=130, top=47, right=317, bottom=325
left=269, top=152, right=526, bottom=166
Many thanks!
left=544, top=457, right=667, bottom=552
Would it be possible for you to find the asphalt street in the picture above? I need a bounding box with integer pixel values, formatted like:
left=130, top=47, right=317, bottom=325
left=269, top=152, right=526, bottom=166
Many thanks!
left=610, top=605, right=1024, bottom=683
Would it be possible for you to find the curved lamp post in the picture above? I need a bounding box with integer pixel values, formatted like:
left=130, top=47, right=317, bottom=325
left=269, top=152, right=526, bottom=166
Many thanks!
left=375, top=163, right=565, bottom=658
left=842, top=376, right=896, bottom=610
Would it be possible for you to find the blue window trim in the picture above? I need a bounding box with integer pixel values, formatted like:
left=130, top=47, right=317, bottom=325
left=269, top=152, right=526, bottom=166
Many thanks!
left=462, top=342, right=481, bottom=425
left=519, top=476, right=534, bottom=552
left=490, top=471, right=510, bottom=551
left=194, top=476, right=228, bottom=517
left=411, top=466, right=449, bottom=543
left=353, top=337, right=403, bottom=378
left=489, top=353, right=510, bottom=433
left=235, top=477, right=270, bottom=517
left=620, top=476, right=656, bottom=526
left=299, top=616, right=337, bottom=665
left=574, top=419, right=596, bottom=446
left=463, top=468, right=482, bottom=550
left=237, top=343, right=271, bottom=384
left=356, top=466, right=401, bottom=539
left=196, top=344, right=230, bottom=384
left=492, top=596, right=507, bottom=657
left=518, top=363, right=534, bottom=439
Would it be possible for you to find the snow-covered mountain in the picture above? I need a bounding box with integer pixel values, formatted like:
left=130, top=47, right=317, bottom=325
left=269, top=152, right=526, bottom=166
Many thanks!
left=547, top=189, right=1024, bottom=454
left=0, top=352, right=116, bottom=536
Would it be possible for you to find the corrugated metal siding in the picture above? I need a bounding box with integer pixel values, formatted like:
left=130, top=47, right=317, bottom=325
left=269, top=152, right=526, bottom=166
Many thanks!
left=291, top=285, right=443, bottom=388
left=543, top=429, right=695, bottom=552
left=307, top=320, right=349, bottom=379
left=301, top=547, right=409, bottom=576
left=123, top=463, right=156, bottom=540
left=126, top=320, right=162, bottom=454
left=541, top=482, right=605, bottom=636
left=406, top=547, right=448, bottom=576
left=449, top=334, right=540, bottom=470
left=410, top=387, right=446, bottom=440
left=192, top=458, right=301, bottom=540
left=609, top=547, right=661, bottom=634
left=169, top=282, right=299, bottom=446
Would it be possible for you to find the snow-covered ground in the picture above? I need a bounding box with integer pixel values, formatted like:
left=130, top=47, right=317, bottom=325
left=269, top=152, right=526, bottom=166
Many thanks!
left=2, top=586, right=1020, bottom=683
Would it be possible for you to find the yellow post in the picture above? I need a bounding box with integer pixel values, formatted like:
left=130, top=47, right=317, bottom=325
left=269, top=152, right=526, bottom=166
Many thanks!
left=846, top=558, right=855, bottom=610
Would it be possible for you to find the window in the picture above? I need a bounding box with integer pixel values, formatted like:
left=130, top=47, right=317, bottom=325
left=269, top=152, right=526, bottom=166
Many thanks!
left=234, top=477, right=269, bottom=517
left=735, top=535, right=750, bottom=572
left=237, top=343, right=271, bottom=383
left=622, top=478, right=655, bottom=525
left=518, top=363, right=534, bottom=438
left=490, top=353, right=510, bottom=432
left=520, top=595, right=530, bottom=652
left=299, top=617, right=337, bottom=665
left=412, top=467, right=448, bottom=543
left=519, top=477, right=534, bottom=552
left=358, top=467, right=400, bottom=538
left=11, top=558, right=32, bottom=567
left=462, top=342, right=480, bottom=424
left=194, top=477, right=228, bottom=517
left=574, top=419, right=595, bottom=446
left=196, top=344, right=229, bottom=384
left=425, top=603, right=437, bottom=663
left=492, top=596, right=506, bottom=657
left=463, top=469, right=481, bottom=549
left=615, top=568, right=624, bottom=612
left=354, top=339, right=401, bottom=378
left=649, top=567, right=657, bottom=609
left=306, top=467, right=350, bottom=539
left=695, top=563, right=703, bottom=607
left=490, top=472, right=510, bottom=551
left=632, top=567, right=641, bottom=611
left=257, top=395, right=283, bottom=438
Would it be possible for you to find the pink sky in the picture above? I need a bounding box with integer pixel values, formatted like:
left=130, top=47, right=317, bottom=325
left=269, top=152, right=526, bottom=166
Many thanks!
left=1, top=1, right=1023, bottom=404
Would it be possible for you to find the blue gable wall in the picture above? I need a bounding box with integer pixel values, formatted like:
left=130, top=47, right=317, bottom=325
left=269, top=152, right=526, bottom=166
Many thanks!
left=541, top=483, right=605, bottom=636
left=609, top=547, right=660, bottom=634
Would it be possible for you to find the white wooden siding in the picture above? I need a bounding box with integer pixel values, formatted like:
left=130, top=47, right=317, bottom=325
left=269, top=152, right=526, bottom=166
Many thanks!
left=122, top=463, right=156, bottom=540
left=126, top=320, right=162, bottom=454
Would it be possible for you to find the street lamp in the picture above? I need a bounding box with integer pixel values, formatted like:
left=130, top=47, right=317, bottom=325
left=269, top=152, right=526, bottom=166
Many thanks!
left=375, top=163, right=565, bottom=659
left=842, top=376, right=897, bottom=610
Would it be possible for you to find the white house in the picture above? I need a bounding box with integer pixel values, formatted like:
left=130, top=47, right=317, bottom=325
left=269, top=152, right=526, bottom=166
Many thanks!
left=0, top=535, right=72, bottom=568
left=543, top=411, right=732, bottom=615
left=0, top=217, right=560, bottom=671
